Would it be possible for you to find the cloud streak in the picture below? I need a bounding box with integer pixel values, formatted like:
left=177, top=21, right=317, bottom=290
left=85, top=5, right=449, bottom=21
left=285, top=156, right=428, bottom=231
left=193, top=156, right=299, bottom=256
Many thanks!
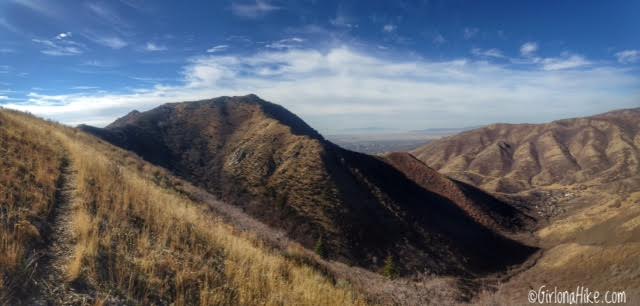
left=4, top=46, right=639, bottom=132
left=145, top=42, right=167, bottom=51
left=471, top=48, right=504, bottom=58
left=0, top=17, right=22, bottom=34
left=231, top=0, right=279, bottom=18
left=383, top=24, right=397, bottom=33
left=536, top=53, right=590, bottom=71
left=9, top=0, right=61, bottom=18
left=615, top=50, right=640, bottom=64
left=89, top=35, right=128, bottom=49
left=520, top=42, right=538, bottom=57
left=266, top=37, right=304, bottom=49
left=85, top=2, right=128, bottom=26
left=32, top=34, right=85, bottom=56
left=207, top=45, right=229, bottom=53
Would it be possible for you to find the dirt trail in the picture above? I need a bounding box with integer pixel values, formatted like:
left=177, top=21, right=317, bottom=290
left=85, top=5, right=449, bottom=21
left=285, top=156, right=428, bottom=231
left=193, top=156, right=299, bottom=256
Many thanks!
left=28, top=157, right=93, bottom=305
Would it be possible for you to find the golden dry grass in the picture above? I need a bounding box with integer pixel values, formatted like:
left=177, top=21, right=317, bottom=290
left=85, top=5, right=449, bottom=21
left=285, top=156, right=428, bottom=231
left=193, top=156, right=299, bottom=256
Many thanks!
left=0, top=109, right=367, bottom=305
left=0, top=111, right=64, bottom=302
left=537, top=191, right=640, bottom=245
left=474, top=191, right=640, bottom=305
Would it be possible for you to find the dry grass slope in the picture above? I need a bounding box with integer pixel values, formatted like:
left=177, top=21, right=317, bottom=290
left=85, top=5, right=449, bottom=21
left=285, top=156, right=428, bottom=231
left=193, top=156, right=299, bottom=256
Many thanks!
left=0, top=109, right=366, bottom=305
left=412, top=108, right=640, bottom=304
left=474, top=191, right=640, bottom=305
left=0, top=111, right=64, bottom=302
left=412, top=108, right=640, bottom=195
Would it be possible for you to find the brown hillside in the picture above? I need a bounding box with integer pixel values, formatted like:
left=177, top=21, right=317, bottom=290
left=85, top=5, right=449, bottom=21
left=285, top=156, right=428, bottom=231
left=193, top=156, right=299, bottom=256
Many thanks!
left=409, top=108, right=640, bottom=304
left=0, top=109, right=367, bottom=305
left=382, top=152, right=534, bottom=232
left=412, top=108, right=640, bottom=194
left=79, top=94, right=536, bottom=276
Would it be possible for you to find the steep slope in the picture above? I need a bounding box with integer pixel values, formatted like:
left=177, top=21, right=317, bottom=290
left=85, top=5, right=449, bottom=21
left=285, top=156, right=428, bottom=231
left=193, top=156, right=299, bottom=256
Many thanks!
left=0, top=109, right=366, bottom=305
left=382, top=152, right=534, bottom=232
left=80, top=94, right=535, bottom=276
left=0, top=111, right=64, bottom=302
left=412, top=108, right=640, bottom=194
left=409, top=109, right=640, bottom=303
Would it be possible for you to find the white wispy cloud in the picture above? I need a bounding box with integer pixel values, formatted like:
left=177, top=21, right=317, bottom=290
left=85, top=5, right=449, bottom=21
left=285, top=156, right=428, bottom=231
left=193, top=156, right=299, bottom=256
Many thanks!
left=85, top=2, right=130, bottom=31
left=383, top=24, right=397, bottom=33
left=6, top=46, right=638, bottom=131
left=0, top=18, right=22, bottom=34
left=9, top=0, right=61, bottom=18
left=32, top=35, right=85, bottom=56
left=615, top=50, right=640, bottom=64
left=71, top=86, right=100, bottom=90
left=119, top=0, right=146, bottom=11
left=206, top=45, right=229, bottom=53
left=231, top=0, right=279, bottom=18
left=463, top=27, right=479, bottom=39
left=145, top=42, right=167, bottom=52
left=55, top=32, right=72, bottom=40
left=330, top=12, right=357, bottom=28
left=536, top=53, right=590, bottom=71
left=520, top=41, right=538, bottom=56
left=471, top=48, right=504, bottom=58
left=129, top=76, right=172, bottom=83
left=91, top=35, right=128, bottom=49
left=514, top=51, right=591, bottom=71
left=226, top=35, right=253, bottom=45
left=0, top=96, right=9, bottom=100
left=81, top=60, right=116, bottom=68
left=266, top=37, right=304, bottom=49
left=433, top=33, right=446, bottom=45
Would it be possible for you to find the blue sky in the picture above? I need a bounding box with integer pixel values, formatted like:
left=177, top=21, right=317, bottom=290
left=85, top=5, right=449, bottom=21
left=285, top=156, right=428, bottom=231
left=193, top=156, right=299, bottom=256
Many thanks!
left=0, top=0, right=638, bottom=133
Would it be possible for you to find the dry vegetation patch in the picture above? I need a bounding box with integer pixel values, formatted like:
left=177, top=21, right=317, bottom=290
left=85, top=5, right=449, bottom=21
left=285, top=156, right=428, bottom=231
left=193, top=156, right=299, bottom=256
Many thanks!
left=0, top=111, right=64, bottom=302
left=475, top=192, right=640, bottom=305
left=1, top=109, right=366, bottom=305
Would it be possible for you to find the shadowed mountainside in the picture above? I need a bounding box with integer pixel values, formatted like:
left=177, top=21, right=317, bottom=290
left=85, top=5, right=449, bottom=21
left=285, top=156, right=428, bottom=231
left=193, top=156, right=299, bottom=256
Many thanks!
left=79, top=94, right=535, bottom=276
left=382, top=152, right=535, bottom=232
left=412, top=108, right=640, bottom=194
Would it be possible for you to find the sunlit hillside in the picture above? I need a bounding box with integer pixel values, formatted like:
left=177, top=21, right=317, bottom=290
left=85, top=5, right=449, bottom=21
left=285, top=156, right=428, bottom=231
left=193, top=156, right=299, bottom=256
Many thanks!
left=0, top=109, right=367, bottom=305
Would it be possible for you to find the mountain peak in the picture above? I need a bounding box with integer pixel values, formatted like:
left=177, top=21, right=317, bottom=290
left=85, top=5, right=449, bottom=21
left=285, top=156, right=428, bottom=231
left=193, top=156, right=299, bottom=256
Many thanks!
left=80, top=96, right=535, bottom=276
left=106, top=109, right=142, bottom=128
left=138, top=95, right=324, bottom=140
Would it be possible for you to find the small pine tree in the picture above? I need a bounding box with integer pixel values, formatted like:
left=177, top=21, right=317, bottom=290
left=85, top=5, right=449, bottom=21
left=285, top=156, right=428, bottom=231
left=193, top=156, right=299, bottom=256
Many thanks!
left=383, top=255, right=398, bottom=279
left=314, top=236, right=327, bottom=258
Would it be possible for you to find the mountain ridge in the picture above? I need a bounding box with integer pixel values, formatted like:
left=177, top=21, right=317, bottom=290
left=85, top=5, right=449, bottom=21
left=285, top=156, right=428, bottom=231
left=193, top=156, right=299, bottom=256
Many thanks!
left=79, top=94, right=536, bottom=276
left=412, top=107, right=640, bottom=194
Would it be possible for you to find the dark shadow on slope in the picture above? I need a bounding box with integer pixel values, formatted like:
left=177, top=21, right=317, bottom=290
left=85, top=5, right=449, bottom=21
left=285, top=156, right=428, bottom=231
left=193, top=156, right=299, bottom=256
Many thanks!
left=322, top=144, right=537, bottom=276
